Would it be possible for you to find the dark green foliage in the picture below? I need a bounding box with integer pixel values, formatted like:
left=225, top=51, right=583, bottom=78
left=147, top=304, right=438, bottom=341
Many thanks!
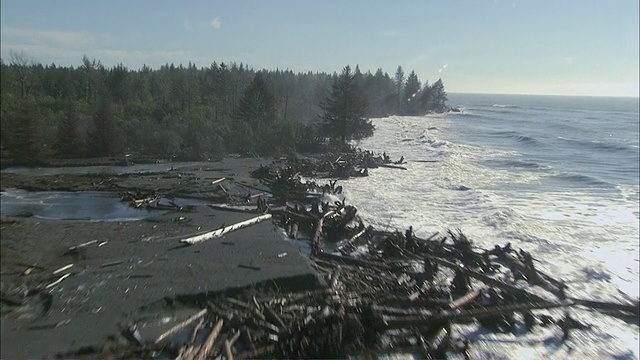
left=320, top=66, right=374, bottom=146
left=0, top=57, right=450, bottom=165
left=428, top=79, right=449, bottom=113
left=394, top=66, right=405, bottom=113
left=235, top=73, right=277, bottom=126
left=54, top=103, right=85, bottom=157
left=87, top=97, right=120, bottom=157
left=6, top=98, right=43, bottom=165
left=403, top=70, right=422, bottom=115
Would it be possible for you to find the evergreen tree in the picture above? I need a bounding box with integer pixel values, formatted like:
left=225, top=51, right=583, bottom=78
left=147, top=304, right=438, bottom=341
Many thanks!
left=403, top=70, right=422, bottom=115
left=9, top=98, right=42, bottom=165
left=54, top=103, right=85, bottom=157
left=234, top=72, right=278, bottom=154
left=235, top=73, right=277, bottom=126
left=320, top=65, right=373, bottom=146
left=428, top=78, right=448, bottom=112
left=394, top=65, right=405, bottom=113
left=87, top=96, right=119, bottom=157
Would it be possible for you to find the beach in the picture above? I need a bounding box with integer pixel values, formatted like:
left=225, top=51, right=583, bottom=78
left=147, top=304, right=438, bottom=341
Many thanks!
left=1, top=158, right=323, bottom=359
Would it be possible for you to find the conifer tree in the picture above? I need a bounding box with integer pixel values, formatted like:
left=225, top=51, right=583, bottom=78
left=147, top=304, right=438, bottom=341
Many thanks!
left=320, top=65, right=373, bottom=146
left=9, top=98, right=42, bottom=165
left=55, top=102, right=85, bottom=158
left=87, top=96, right=119, bottom=157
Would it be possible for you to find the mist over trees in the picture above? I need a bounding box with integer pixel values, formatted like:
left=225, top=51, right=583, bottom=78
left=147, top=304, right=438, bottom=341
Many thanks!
left=0, top=54, right=450, bottom=166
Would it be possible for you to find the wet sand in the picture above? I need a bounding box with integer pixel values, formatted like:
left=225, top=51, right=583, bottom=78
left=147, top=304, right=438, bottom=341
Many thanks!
left=0, top=158, right=321, bottom=359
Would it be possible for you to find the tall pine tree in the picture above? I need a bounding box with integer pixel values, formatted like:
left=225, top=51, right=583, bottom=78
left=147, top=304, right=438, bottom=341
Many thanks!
left=320, top=65, right=373, bottom=147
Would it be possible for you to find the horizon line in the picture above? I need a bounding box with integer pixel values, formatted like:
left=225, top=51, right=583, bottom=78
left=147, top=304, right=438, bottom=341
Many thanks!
left=449, top=91, right=640, bottom=99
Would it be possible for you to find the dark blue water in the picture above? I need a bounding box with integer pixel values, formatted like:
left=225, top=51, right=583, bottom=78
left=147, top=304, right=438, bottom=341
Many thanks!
left=448, top=94, right=639, bottom=193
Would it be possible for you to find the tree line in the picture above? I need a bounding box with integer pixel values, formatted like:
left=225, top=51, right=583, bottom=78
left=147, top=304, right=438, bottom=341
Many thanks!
left=0, top=53, right=450, bottom=166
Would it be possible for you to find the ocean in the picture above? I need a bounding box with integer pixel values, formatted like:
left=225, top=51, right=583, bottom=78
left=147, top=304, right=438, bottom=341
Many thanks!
left=341, top=93, right=639, bottom=359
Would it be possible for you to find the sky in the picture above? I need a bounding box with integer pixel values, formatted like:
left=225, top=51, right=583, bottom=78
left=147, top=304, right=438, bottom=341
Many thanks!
left=1, top=0, right=638, bottom=97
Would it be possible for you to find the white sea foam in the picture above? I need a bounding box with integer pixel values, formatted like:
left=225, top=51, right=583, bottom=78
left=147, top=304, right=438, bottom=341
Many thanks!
left=342, top=114, right=639, bottom=359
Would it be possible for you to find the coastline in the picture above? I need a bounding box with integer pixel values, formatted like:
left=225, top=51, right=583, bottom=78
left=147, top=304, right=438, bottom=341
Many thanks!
left=1, top=154, right=638, bottom=359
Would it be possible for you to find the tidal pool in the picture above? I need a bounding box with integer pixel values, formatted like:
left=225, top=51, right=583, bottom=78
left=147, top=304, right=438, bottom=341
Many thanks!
left=1, top=189, right=165, bottom=221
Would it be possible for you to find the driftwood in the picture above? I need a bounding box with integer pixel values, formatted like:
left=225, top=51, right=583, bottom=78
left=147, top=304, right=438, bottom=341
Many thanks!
left=193, top=318, right=224, bottom=360
left=154, top=308, right=207, bottom=344
left=311, top=211, right=335, bottom=255
left=207, top=204, right=259, bottom=214
left=449, top=288, right=482, bottom=310
left=568, top=297, right=639, bottom=316
left=65, top=240, right=98, bottom=254
left=211, top=177, right=226, bottom=186
left=337, top=227, right=368, bottom=255
left=382, top=301, right=571, bottom=329
left=425, top=255, right=548, bottom=303
left=180, top=214, right=273, bottom=245
left=100, top=260, right=124, bottom=268
left=224, top=339, right=234, bottom=360
left=52, top=264, right=73, bottom=275
left=379, top=164, right=407, bottom=170
left=45, top=273, right=71, bottom=289
left=314, top=252, right=391, bottom=271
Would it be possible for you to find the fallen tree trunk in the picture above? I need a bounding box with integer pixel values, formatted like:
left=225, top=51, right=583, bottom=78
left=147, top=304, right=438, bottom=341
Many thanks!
left=568, top=297, right=639, bottom=317
left=180, top=214, right=273, bottom=245
left=382, top=300, right=572, bottom=329
left=194, top=318, right=224, bottom=360
left=154, top=308, right=207, bottom=344
left=379, top=164, right=408, bottom=170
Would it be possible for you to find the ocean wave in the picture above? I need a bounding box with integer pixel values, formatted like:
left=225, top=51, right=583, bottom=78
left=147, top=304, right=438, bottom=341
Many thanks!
left=491, top=131, right=539, bottom=145
left=552, top=172, right=614, bottom=188
left=492, top=104, right=520, bottom=109
left=557, top=136, right=638, bottom=154
left=485, top=159, right=547, bottom=170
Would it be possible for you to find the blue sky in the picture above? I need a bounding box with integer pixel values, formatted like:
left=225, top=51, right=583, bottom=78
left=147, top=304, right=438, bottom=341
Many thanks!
left=1, top=0, right=638, bottom=97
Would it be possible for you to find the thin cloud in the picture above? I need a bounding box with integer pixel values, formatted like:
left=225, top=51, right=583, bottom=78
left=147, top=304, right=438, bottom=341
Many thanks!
left=1, top=26, right=102, bottom=48
left=209, top=17, right=222, bottom=29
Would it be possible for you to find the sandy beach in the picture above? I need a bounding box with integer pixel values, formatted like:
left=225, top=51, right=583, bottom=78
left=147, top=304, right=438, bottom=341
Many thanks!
left=1, top=158, right=322, bottom=359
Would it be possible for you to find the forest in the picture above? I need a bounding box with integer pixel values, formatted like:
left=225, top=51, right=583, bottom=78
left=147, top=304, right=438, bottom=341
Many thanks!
left=0, top=54, right=450, bottom=166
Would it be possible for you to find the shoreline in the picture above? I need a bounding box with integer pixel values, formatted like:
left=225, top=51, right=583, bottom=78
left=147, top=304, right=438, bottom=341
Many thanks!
left=1, top=154, right=638, bottom=359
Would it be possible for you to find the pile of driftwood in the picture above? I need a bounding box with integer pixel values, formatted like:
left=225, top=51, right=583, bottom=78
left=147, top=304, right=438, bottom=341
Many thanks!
left=82, top=153, right=637, bottom=359
left=105, top=216, right=638, bottom=359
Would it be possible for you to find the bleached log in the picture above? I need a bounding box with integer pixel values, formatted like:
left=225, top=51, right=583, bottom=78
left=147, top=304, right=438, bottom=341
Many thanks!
left=211, top=177, right=226, bottom=185
left=66, top=240, right=97, bottom=253
left=207, top=204, right=259, bottom=213
left=52, top=264, right=73, bottom=275
left=45, top=273, right=71, bottom=289
left=194, top=318, right=224, bottom=360
left=180, top=214, right=273, bottom=245
left=311, top=210, right=336, bottom=255
left=449, top=288, right=482, bottom=309
left=224, top=339, right=234, bottom=360
left=337, top=228, right=367, bottom=255
left=155, top=308, right=208, bottom=344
